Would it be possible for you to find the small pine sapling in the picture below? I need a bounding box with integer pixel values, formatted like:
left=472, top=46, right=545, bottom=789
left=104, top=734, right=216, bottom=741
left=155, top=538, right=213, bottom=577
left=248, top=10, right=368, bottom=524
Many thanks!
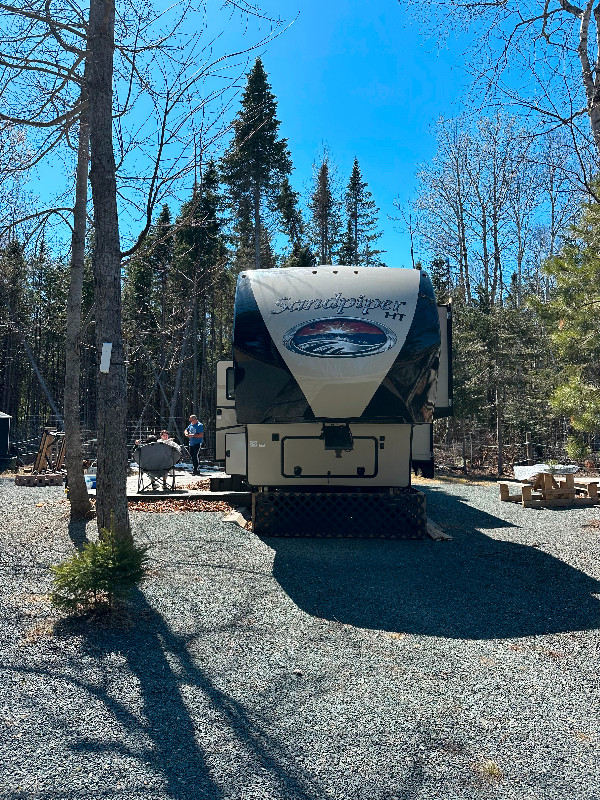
left=51, top=523, right=148, bottom=614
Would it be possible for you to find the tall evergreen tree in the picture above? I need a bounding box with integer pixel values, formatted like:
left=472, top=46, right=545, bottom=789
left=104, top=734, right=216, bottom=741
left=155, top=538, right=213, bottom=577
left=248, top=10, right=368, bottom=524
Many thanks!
left=173, top=160, right=229, bottom=429
left=175, top=162, right=223, bottom=283
left=28, top=240, right=68, bottom=421
left=123, top=204, right=173, bottom=423
left=344, top=158, right=385, bottom=266
left=220, top=58, right=292, bottom=270
left=0, top=241, right=28, bottom=417
left=338, top=219, right=356, bottom=266
left=308, top=153, right=341, bottom=265
left=277, top=177, right=314, bottom=268
left=533, top=195, right=600, bottom=453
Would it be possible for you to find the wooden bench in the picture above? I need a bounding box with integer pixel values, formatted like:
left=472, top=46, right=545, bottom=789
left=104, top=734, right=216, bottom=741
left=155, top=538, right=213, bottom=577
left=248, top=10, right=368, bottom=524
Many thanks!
left=573, top=477, right=599, bottom=501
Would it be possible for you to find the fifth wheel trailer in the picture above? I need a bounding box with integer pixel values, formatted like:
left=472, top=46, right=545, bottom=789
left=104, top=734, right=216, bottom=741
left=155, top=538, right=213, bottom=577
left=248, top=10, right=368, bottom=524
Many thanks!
left=216, top=265, right=452, bottom=538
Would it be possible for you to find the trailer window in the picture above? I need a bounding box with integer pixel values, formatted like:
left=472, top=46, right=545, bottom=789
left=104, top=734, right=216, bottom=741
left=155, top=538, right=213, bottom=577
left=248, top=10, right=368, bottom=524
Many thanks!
left=226, top=367, right=235, bottom=400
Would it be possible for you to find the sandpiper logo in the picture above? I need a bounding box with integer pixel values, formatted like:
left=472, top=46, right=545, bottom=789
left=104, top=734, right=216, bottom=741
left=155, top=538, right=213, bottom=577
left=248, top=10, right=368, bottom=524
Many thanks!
left=272, top=292, right=407, bottom=317
left=282, top=317, right=397, bottom=358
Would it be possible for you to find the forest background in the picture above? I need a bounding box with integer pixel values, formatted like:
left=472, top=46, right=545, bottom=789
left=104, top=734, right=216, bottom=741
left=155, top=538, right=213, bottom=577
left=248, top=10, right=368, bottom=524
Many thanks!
left=1, top=0, right=600, bottom=484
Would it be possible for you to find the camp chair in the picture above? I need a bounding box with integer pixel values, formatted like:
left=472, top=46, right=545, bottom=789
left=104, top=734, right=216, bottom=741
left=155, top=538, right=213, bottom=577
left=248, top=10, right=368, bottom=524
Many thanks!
left=133, top=441, right=182, bottom=493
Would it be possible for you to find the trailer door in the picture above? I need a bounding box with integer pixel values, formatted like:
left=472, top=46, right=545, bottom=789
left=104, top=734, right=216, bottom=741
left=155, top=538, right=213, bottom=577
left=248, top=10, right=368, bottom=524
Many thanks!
left=216, top=361, right=243, bottom=461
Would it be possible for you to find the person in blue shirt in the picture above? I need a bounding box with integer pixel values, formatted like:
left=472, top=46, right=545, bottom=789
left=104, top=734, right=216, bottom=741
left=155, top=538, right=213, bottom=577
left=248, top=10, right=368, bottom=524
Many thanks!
left=184, top=414, right=204, bottom=475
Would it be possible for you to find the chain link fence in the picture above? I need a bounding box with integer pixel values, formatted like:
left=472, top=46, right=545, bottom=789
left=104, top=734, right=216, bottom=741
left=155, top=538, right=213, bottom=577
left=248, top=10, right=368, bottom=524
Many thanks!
left=9, top=415, right=217, bottom=467
left=432, top=420, right=580, bottom=476
left=10, top=414, right=595, bottom=477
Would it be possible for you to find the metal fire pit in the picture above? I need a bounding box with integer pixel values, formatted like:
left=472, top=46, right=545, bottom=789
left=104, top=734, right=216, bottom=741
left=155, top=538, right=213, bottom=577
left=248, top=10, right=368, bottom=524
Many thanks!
left=133, top=441, right=182, bottom=492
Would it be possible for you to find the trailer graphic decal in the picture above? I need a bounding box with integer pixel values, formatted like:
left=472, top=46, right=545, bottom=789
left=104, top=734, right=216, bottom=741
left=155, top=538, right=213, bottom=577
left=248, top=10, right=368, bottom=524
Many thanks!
left=246, top=266, right=422, bottom=418
left=282, top=317, right=397, bottom=358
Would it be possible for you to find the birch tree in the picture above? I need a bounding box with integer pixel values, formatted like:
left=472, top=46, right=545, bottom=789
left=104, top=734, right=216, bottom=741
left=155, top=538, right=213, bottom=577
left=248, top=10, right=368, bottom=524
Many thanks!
left=411, top=1, right=600, bottom=176
left=413, top=115, right=563, bottom=306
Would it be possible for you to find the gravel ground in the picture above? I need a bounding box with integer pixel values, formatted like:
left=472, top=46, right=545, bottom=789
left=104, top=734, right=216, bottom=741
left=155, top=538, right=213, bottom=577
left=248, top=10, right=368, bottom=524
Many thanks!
left=1, top=475, right=600, bottom=800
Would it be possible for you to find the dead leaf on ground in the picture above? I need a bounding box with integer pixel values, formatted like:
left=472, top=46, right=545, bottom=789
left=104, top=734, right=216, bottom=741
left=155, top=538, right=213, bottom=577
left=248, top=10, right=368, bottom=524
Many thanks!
left=22, top=619, right=55, bottom=644
left=183, top=479, right=211, bottom=491
left=575, top=731, right=592, bottom=742
left=128, top=499, right=234, bottom=513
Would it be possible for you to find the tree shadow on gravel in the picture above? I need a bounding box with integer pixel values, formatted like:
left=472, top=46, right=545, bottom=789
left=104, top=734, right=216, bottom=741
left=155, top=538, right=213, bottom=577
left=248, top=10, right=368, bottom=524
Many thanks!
left=54, top=590, right=326, bottom=800
left=67, top=519, right=90, bottom=549
left=264, top=486, right=600, bottom=639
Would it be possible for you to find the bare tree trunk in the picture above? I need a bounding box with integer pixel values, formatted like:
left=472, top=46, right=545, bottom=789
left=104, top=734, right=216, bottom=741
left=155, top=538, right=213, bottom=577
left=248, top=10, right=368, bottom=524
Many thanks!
left=192, top=294, right=198, bottom=411
left=492, top=211, right=501, bottom=306
left=515, top=212, right=524, bottom=308
left=199, top=292, right=209, bottom=426
left=168, top=308, right=195, bottom=432
left=159, top=268, right=167, bottom=419
left=481, top=205, right=489, bottom=301
left=64, top=80, right=92, bottom=519
left=455, top=164, right=472, bottom=303
left=578, top=1, right=600, bottom=154
left=88, top=0, right=130, bottom=539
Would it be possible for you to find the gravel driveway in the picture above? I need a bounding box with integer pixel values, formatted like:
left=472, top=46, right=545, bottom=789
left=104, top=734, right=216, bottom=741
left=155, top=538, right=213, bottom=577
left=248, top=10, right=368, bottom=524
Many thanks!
left=1, top=475, right=600, bottom=800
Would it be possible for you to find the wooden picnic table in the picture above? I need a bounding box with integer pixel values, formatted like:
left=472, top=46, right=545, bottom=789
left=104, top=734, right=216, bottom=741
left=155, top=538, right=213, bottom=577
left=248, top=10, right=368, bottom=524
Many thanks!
left=499, top=471, right=598, bottom=508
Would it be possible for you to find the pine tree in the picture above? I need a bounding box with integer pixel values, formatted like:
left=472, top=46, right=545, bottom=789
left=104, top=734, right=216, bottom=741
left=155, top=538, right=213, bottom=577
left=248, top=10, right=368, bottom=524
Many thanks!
left=308, top=153, right=341, bottom=265
left=344, top=158, right=385, bottom=266
left=123, top=204, right=173, bottom=423
left=277, top=177, right=314, bottom=268
left=173, top=160, right=230, bottom=429
left=175, top=161, right=223, bottom=283
left=533, top=195, right=600, bottom=444
left=220, top=58, right=292, bottom=270
left=449, top=298, right=556, bottom=474
left=338, top=219, right=356, bottom=266
left=277, top=177, right=304, bottom=245
left=0, top=241, right=29, bottom=417
left=429, top=256, right=452, bottom=301
left=28, top=240, right=68, bottom=422
left=122, top=203, right=173, bottom=345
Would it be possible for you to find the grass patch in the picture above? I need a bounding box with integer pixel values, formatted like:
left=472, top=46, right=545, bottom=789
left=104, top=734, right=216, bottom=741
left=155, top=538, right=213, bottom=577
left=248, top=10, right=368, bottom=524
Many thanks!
left=474, top=758, right=503, bottom=781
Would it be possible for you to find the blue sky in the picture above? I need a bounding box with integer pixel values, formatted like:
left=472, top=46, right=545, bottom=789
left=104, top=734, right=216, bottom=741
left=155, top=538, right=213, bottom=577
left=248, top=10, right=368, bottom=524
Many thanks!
left=31, top=0, right=471, bottom=267
left=208, top=0, right=472, bottom=267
